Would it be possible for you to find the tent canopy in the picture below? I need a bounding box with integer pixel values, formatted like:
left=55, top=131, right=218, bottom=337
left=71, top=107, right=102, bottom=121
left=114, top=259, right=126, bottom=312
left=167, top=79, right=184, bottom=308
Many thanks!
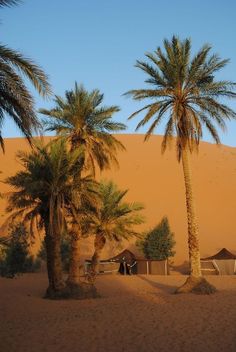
left=201, top=248, right=236, bottom=260
left=104, top=249, right=136, bottom=265
left=85, top=249, right=136, bottom=265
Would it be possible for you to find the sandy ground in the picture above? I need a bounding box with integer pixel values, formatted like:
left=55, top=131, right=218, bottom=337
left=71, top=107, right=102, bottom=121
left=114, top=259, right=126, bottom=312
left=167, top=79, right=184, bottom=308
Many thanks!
left=0, top=273, right=236, bottom=352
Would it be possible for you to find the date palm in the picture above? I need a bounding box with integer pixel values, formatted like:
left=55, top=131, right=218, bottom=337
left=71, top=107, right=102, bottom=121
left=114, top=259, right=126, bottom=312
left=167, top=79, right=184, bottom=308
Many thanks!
left=0, top=45, right=51, bottom=150
left=0, top=0, right=51, bottom=151
left=126, top=36, right=236, bottom=293
left=5, top=139, right=98, bottom=298
left=40, top=82, right=126, bottom=175
left=90, top=180, right=144, bottom=274
left=40, top=83, right=126, bottom=285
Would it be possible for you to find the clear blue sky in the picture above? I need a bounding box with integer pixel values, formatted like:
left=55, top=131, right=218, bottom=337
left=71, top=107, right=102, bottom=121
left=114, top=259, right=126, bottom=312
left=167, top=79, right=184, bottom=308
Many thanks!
left=1, top=0, right=236, bottom=146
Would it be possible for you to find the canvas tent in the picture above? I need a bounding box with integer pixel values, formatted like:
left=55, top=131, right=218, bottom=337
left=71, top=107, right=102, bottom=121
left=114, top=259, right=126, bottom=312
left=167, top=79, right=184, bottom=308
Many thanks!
left=201, top=248, right=236, bottom=275
left=84, top=250, right=137, bottom=275
left=136, top=259, right=168, bottom=275
left=85, top=249, right=169, bottom=275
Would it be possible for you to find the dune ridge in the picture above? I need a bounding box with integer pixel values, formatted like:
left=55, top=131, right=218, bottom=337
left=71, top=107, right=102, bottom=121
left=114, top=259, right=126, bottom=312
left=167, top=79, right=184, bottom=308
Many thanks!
left=0, top=135, right=236, bottom=267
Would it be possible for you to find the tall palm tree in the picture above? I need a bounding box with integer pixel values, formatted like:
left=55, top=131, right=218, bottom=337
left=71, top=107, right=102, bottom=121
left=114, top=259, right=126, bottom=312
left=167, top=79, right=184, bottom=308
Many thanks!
left=90, top=180, right=144, bottom=274
left=126, top=36, right=236, bottom=293
left=0, top=0, right=51, bottom=151
left=40, top=83, right=126, bottom=285
left=5, top=139, right=98, bottom=298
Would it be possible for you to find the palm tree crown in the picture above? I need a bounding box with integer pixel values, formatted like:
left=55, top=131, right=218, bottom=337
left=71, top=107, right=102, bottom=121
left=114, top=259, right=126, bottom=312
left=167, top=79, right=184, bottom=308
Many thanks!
left=0, top=45, right=51, bottom=150
left=5, top=140, right=97, bottom=238
left=90, top=180, right=144, bottom=273
left=40, top=83, right=126, bottom=175
left=126, top=36, right=236, bottom=160
left=93, top=180, right=144, bottom=242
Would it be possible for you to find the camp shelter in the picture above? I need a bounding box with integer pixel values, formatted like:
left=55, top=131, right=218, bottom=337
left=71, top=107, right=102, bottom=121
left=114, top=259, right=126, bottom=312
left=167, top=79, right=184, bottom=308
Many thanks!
left=107, top=249, right=136, bottom=265
left=84, top=259, right=120, bottom=275
left=201, top=248, right=236, bottom=275
left=136, top=259, right=169, bottom=275
left=84, top=249, right=135, bottom=274
left=102, top=249, right=137, bottom=275
left=85, top=249, right=169, bottom=275
left=105, top=249, right=169, bottom=275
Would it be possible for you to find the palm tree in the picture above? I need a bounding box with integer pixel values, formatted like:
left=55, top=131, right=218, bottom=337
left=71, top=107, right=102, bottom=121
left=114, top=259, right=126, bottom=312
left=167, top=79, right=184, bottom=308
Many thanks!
left=66, top=173, right=100, bottom=287
left=90, top=180, right=144, bottom=274
left=126, top=36, right=236, bottom=293
left=0, top=0, right=51, bottom=151
left=40, top=83, right=126, bottom=285
left=0, top=0, right=20, bottom=7
left=5, top=139, right=98, bottom=298
left=0, top=45, right=51, bottom=150
left=40, top=82, right=126, bottom=175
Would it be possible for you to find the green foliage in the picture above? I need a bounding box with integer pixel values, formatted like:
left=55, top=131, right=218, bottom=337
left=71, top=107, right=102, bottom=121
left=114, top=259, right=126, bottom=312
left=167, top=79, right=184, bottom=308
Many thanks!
left=0, top=223, right=40, bottom=277
left=5, top=139, right=98, bottom=239
left=126, top=35, right=236, bottom=161
left=138, top=217, right=175, bottom=260
left=91, top=180, right=145, bottom=242
left=39, top=82, right=126, bottom=176
left=0, top=43, right=51, bottom=151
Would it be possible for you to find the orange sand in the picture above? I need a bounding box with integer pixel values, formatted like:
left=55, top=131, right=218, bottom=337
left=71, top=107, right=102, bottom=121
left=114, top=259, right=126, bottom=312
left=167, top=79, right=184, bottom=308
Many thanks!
left=0, top=135, right=236, bottom=268
left=0, top=273, right=236, bottom=352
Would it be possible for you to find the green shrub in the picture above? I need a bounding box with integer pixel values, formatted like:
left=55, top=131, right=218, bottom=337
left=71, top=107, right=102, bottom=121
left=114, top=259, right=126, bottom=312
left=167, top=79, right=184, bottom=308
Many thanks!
left=0, top=224, right=40, bottom=277
left=137, top=217, right=175, bottom=260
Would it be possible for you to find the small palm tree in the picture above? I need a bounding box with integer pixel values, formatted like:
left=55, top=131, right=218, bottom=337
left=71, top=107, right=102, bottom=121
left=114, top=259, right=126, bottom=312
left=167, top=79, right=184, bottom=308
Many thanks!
left=5, top=139, right=98, bottom=298
left=40, top=82, right=126, bottom=175
left=126, top=36, right=236, bottom=293
left=90, top=180, right=144, bottom=274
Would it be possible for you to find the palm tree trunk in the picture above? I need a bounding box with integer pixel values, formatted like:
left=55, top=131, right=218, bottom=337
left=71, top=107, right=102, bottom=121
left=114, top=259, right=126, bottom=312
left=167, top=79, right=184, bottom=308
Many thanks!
left=181, top=147, right=201, bottom=277
left=176, top=148, right=216, bottom=294
left=67, top=224, right=100, bottom=299
left=43, top=213, right=65, bottom=298
left=67, top=224, right=81, bottom=285
left=91, top=234, right=106, bottom=274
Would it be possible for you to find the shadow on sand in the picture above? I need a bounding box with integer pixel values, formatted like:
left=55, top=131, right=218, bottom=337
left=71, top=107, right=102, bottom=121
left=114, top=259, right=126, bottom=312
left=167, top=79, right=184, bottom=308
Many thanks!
left=137, top=275, right=182, bottom=294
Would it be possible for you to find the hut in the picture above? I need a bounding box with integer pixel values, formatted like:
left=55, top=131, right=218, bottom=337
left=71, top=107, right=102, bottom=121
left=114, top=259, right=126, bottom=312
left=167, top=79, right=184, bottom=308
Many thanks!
left=201, top=248, right=236, bottom=275
left=136, top=259, right=168, bottom=275
left=85, top=249, right=169, bottom=275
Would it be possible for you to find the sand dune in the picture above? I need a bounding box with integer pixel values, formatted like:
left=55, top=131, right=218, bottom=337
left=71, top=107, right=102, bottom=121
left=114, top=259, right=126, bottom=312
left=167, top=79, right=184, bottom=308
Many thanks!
left=0, top=273, right=236, bottom=352
left=0, top=135, right=236, bottom=268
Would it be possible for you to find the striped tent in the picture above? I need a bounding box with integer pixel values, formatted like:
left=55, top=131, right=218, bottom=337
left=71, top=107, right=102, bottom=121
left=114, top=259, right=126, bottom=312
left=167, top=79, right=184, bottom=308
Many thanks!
left=201, top=248, right=236, bottom=275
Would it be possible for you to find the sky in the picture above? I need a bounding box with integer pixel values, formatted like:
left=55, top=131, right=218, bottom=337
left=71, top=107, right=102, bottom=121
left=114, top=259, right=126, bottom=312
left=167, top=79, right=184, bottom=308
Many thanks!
left=1, top=0, right=236, bottom=146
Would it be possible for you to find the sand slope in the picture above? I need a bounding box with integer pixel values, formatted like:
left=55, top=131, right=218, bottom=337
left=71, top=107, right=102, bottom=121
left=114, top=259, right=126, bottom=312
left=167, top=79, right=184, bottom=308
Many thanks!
left=0, top=273, right=236, bottom=352
left=0, top=135, right=236, bottom=267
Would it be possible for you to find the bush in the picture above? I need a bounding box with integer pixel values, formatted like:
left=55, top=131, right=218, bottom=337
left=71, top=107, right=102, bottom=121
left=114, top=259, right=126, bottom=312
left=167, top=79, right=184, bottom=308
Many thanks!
left=0, top=224, right=40, bottom=277
left=137, top=217, right=175, bottom=260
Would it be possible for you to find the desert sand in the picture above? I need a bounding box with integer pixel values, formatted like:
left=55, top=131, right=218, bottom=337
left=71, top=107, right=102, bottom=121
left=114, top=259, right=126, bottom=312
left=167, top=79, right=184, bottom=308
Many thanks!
left=0, top=135, right=236, bottom=269
left=0, top=273, right=236, bottom=352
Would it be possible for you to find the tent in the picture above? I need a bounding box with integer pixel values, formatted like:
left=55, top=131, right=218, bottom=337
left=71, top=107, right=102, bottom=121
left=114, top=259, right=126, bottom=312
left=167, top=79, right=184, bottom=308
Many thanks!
left=102, top=249, right=137, bottom=275
left=84, top=249, right=136, bottom=274
left=136, top=259, right=168, bottom=275
left=85, top=249, right=169, bottom=275
left=201, top=248, right=236, bottom=275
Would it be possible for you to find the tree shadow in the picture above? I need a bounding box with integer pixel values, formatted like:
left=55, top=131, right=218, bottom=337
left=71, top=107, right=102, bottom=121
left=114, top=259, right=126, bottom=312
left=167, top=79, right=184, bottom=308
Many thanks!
left=171, top=261, right=190, bottom=274
left=137, top=274, right=183, bottom=294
